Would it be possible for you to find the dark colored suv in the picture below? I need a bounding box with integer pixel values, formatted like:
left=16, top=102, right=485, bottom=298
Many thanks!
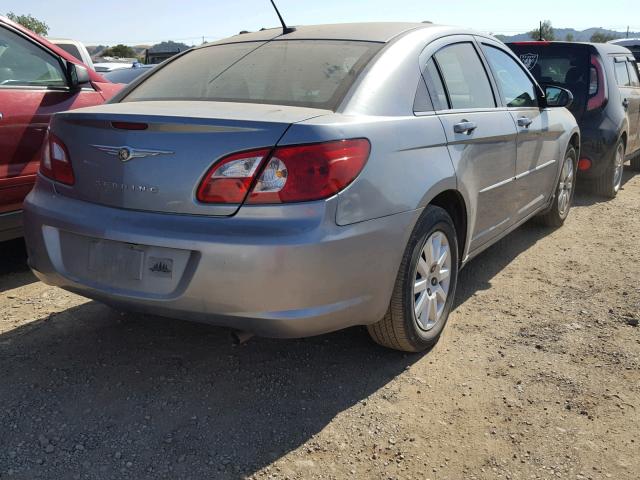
left=508, top=41, right=640, bottom=198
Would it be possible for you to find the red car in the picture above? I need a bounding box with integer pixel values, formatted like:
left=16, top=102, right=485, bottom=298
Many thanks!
left=0, top=16, right=122, bottom=241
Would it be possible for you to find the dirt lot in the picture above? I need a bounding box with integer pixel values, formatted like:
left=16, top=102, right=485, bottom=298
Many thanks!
left=0, top=169, right=638, bottom=480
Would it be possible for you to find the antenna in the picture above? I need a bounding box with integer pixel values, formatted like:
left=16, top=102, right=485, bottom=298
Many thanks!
left=270, top=0, right=295, bottom=35
left=539, top=21, right=543, bottom=41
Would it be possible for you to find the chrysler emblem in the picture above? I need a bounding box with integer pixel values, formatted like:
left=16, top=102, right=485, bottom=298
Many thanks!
left=118, top=147, right=132, bottom=161
left=91, top=144, right=174, bottom=162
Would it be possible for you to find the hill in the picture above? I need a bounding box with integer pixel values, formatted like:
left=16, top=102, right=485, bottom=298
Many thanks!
left=497, top=27, right=640, bottom=42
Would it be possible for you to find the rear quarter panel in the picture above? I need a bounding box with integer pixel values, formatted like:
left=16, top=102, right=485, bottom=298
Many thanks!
left=282, top=114, right=455, bottom=226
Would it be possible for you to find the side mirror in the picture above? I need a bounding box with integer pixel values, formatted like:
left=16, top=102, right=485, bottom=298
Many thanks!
left=544, top=85, right=574, bottom=108
left=67, top=63, right=90, bottom=89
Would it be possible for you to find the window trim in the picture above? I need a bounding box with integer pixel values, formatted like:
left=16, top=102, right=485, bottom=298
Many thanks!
left=626, top=61, right=640, bottom=88
left=479, top=42, right=540, bottom=110
left=0, top=23, right=72, bottom=90
left=429, top=40, right=499, bottom=112
left=412, top=74, right=434, bottom=114
left=413, top=57, right=450, bottom=114
left=613, top=58, right=632, bottom=87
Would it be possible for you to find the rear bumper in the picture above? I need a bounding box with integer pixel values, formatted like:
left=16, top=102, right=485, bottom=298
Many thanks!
left=577, top=120, right=619, bottom=179
left=0, top=210, right=23, bottom=242
left=23, top=177, right=418, bottom=338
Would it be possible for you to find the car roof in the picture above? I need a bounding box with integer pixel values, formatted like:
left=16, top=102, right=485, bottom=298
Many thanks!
left=610, top=38, right=640, bottom=45
left=508, top=40, right=633, bottom=55
left=204, top=22, right=448, bottom=46
left=48, top=38, right=83, bottom=45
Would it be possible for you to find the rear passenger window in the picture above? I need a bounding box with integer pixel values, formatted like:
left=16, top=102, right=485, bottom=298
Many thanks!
left=434, top=43, right=495, bottom=110
left=482, top=45, right=538, bottom=108
left=627, top=61, right=640, bottom=87
left=413, top=76, right=433, bottom=112
left=423, top=58, right=448, bottom=110
left=614, top=60, right=631, bottom=86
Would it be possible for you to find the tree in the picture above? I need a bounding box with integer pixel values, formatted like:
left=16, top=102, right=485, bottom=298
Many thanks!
left=590, top=31, right=617, bottom=43
left=101, top=44, right=136, bottom=58
left=529, top=20, right=555, bottom=41
left=6, top=12, right=48, bottom=35
left=148, top=41, right=191, bottom=53
left=565, top=33, right=575, bottom=42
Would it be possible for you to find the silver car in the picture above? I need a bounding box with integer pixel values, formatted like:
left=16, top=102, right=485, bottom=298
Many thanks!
left=23, top=23, right=579, bottom=352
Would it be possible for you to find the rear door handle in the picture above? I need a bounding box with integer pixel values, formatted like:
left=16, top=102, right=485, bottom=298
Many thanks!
left=623, top=98, right=629, bottom=109
left=517, top=116, right=532, bottom=128
left=453, top=121, right=477, bottom=134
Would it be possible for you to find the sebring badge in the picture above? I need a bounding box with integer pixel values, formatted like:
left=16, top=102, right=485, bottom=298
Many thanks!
left=91, top=144, right=174, bottom=162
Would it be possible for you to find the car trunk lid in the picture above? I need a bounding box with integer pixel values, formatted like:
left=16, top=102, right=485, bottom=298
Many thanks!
left=51, top=101, right=330, bottom=216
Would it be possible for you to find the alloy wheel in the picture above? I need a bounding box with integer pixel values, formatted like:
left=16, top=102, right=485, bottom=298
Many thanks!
left=557, top=154, right=575, bottom=217
left=413, top=231, right=452, bottom=331
left=613, top=142, right=624, bottom=193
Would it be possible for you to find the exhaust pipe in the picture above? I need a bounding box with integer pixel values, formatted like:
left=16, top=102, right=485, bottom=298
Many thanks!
left=230, top=329, right=254, bottom=345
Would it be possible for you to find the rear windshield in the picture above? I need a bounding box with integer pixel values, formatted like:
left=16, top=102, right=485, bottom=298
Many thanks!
left=508, top=43, right=589, bottom=114
left=122, top=40, right=382, bottom=110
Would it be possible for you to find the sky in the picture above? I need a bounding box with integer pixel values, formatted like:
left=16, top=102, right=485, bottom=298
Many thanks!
left=3, top=0, right=639, bottom=46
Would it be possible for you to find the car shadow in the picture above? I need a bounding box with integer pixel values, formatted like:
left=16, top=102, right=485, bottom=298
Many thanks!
left=0, top=238, right=37, bottom=292
left=454, top=220, right=552, bottom=307
left=0, top=173, right=626, bottom=477
left=573, top=167, right=636, bottom=207
left=0, top=303, right=417, bottom=478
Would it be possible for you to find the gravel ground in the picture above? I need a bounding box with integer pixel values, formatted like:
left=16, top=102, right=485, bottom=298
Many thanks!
left=0, top=168, right=638, bottom=480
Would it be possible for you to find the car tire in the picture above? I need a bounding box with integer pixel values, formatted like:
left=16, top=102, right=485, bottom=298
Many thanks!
left=367, top=205, right=459, bottom=352
left=537, top=146, right=577, bottom=227
left=593, top=139, right=625, bottom=198
left=630, top=152, right=640, bottom=171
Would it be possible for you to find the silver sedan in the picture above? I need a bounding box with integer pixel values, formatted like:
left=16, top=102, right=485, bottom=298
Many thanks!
left=24, top=22, right=579, bottom=351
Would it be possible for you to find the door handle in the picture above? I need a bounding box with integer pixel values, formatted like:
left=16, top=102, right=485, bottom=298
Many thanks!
left=623, top=98, right=629, bottom=109
left=517, top=116, right=532, bottom=128
left=453, top=120, right=477, bottom=134
left=0, top=112, right=3, bottom=121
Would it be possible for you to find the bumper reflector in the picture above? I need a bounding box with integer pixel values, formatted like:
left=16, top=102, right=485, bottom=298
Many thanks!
left=578, top=157, right=592, bottom=171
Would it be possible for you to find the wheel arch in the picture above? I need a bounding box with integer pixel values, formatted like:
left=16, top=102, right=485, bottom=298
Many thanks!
left=620, top=130, right=627, bottom=150
left=569, top=130, right=580, bottom=155
left=428, top=189, right=468, bottom=266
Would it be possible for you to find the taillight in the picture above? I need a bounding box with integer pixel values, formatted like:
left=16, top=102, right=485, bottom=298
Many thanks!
left=587, top=54, right=608, bottom=111
left=196, top=139, right=370, bottom=205
left=511, top=41, right=551, bottom=46
left=196, top=148, right=271, bottom=203
left=40, top=132, right=75, bottom=185
left=247, top=139, right=370, bottom=204
left=111, top=121, right=148, bottom=130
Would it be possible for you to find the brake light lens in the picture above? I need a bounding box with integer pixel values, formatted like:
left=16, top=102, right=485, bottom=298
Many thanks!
left=40, top=132, right=75, bottom=185
left=247, top=139, right=370, bottom=204
left=111, top=121, right=148, bottom=130
left=196, top=139, right=370, bottom=204
left=196, top=148, right=270, bottom=203
left=511, top=41, right=551, bottom=46
left=587, top=54, right=608, bottom=111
